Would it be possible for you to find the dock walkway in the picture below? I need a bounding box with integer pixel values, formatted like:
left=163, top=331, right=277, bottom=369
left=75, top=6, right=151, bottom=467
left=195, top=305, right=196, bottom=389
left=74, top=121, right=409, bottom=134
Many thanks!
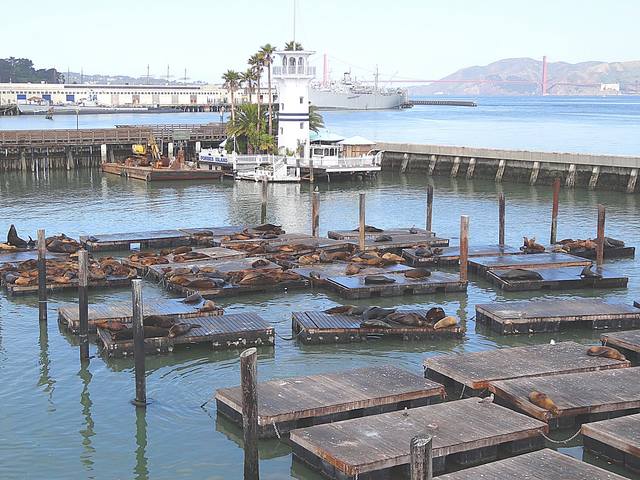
left=582, top=412, right=640, bottom=473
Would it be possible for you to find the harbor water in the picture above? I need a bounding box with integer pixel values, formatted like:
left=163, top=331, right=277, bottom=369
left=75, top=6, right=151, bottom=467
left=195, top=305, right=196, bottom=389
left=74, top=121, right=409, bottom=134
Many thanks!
left=1, top=98, right=640, bottom=479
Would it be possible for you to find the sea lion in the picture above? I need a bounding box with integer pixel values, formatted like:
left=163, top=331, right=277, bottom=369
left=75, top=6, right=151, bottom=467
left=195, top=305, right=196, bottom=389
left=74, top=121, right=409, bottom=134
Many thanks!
left=374, top=234, right=393, bottom=243
left=528, top=391, right=560, bottom=416
left=298, top=254, right=320, bottom=265
left=362, top=306, right=396, bottom=321
left=385, top=312, right=426, bottom=327
left=253, top=223, right=284, bottom=234
left=7, top=225, right=28, bottom=248
left=381, top=253, right=404, bottom=264
left=364, top=275, right=396, bottom=285
left=414, top=247, right=433, bottom=258
left=94, top=320, right=128, bottom=332
left=404, top=268, right=431, bottom=279
left=433, top=316, right=457, bottom=329
left=498, top=269, right=543, bottom=281
left=604, top=237, right=625, bottom=248
left=188, top=277, right=224, bottom=289
left=198, top=300, right=218, bottom=313
left=360, top=319, right=393, bottom=329
left=425, top=307, right=446, bottom=324
left=86, top=235, right=99, bottom=243
left=112, top=326, right=171, bottom=341
left=168, top=322, right=200, bottom=338
left=320, top=251, right=350, bottom=262
left=580, top=265, right=602, bottom=279
left=144, top=315, right=177, bottom=329
left=181, top=292, right=204, bottom=304
left=521, top=236, right=545, bottom=254
left=46, top=234, right=81, bottom=253
left=409, top=227, right=419, bottom=234
left=345, top=264, right=362, bottom=276
left=172, top=246, right=192, bottom=255
left=251, top=258, right=270, bottom=268
left=351, top=225, right=383, bottom=233
left=324, top=305, right=357, bottom=315
left=0, top=242, right=18, bottom=252
left=586, top=345, right=626, bottom=361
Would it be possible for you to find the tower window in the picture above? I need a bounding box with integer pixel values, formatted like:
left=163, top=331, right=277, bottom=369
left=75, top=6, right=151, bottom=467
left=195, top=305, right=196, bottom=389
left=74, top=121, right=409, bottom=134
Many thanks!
left=299, top=96, right=304, bottom=104
left=300, top=122, right=304, bottom=129
left=281, top=103, right=284, bottom=111
left=280, top=127, right=283, bottom=134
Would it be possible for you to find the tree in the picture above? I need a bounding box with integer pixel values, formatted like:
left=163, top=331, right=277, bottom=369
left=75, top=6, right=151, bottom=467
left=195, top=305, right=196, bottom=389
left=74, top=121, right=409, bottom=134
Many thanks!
left=240, top=69, right=255, bottom=103
left=260, top=44, right=277, bottom=137
left=248, top=52, right=265, bottom=134
left=227, top=103, right=272, bottom=154
left=309, top=106, right=324, bottom=133
left=222, top=70, right=241, bottom=123
left=284, top=41, right=303, bottom=51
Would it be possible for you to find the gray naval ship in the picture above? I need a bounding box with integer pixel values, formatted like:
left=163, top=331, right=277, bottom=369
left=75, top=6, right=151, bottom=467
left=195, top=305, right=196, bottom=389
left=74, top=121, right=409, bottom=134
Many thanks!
left=309, top=72, right=407, bottom=110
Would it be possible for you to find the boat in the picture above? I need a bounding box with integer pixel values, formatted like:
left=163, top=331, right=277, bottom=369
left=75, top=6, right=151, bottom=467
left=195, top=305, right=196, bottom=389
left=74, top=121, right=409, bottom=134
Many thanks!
left=309, top=71, right=407, bottom=110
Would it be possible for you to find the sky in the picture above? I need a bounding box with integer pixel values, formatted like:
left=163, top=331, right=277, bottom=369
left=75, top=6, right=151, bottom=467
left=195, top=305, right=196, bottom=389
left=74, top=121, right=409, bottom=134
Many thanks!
left=1, top=0, right=638, bottom=84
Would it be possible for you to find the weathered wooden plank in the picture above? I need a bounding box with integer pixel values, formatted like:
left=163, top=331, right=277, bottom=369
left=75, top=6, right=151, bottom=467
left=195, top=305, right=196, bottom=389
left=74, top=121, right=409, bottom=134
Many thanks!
left=437, top=448, right=629, bottom=479
left=425, top=341, right=629, bottom=391
left=490, top=367, right=640, bottom=426
left=403, top=244, right=521, bottom=267
left=4, top=276, right=131, bottom=296
left=146, top=256, right=282, bottom=282
left=469, top=252, right=591, bottom=273
left=477, top=299, right=640, bottom=334
left=291, top=262, right=411, bottom=281
left=123, top=247, right=247, bottom=273
left=328, top=227, right=434, bottom=240
left=582, top=412, right=640, bottom=465
left=603, top=330, right=640, bottom=354
left=289, top=398, right=547, bottom=478
left=216, top=366, right=445, bottom=438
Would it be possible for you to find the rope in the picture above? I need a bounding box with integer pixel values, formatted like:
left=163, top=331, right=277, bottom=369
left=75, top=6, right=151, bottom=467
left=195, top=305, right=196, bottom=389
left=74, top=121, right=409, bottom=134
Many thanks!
left=275, top=329, right=304, bottom=341
left=540, top=428, right=582, bottom=444
left=459, top=384, right=466, bottom=399
left=272, top=419, right=281, bottom=439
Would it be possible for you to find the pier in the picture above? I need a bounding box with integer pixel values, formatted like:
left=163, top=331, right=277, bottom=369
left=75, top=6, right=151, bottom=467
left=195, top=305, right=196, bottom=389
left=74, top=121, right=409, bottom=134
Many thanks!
left=582, top=413, right=640, bottom=473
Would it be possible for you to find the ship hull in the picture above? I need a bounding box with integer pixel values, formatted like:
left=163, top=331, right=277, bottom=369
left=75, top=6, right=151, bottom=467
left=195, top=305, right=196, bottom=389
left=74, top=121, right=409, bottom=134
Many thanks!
left=309, top=89, right=405, bottom=110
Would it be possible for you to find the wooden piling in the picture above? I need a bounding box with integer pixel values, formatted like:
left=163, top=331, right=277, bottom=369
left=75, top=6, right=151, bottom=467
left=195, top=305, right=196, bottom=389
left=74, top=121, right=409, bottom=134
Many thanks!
left=358, top=193, right=366, bottom=251
left=426, top=185, right=434, bottom=232
left=460, top=216, right=469, bottom=283
left=309, top=157, right=315, bottom=183
left=260, top=179, right=267, bottom=224
left=550, top=178, right=560, bottom=245
left=596, top=204, right=606, bottom=266
left=498, top=193, right=505, bottom=246
left=311, top=191, right=319, bottom=237
left=78, top=249, right=89, bottom=362
left=410, top=435, right=433, bottom=480
left=132, top=279, right=146, bottom=407
left=241, top=347, right=259, bottom=480
left=37, top=229, right=47, bottom=323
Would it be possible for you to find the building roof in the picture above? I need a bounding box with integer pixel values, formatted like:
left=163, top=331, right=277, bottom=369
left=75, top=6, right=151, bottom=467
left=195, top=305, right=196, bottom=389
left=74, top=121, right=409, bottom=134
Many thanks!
left=310, top=128, right=345, bottom=143
left=338, top=135, right=375, bottom=145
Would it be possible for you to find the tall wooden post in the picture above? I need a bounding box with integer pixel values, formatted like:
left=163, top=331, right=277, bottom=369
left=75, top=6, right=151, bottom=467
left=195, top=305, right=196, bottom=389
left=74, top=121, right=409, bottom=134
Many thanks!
left=260, top=179, right=267, bottom=224
left=309, top=157, right=315, bottom=183
left=358, top=193, right=366, bottom=251
left=550, top=178, right=560, bottom=245
left=460, top=216, right=469, bottom=283
left=498, top=193, right=505, bottom=247
left=241, top=347, right=259, bottom=480
left=37, top=229, right=47, bottom=323
left=78, top=249, right=90, bottom=362
left=426, top=185, right=434, bottom=232
left=132, top=279, right=146, bottom=407
left=311, top=191, right=319, bottom=237
left=410, top=435, right=433, bottom=480
left=596, top=204, right=606, bottom=267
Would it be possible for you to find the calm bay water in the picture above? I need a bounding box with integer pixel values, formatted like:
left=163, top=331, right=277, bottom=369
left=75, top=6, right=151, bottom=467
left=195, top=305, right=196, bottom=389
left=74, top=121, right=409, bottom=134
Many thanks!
left=1, top=98, right=639, bottom=479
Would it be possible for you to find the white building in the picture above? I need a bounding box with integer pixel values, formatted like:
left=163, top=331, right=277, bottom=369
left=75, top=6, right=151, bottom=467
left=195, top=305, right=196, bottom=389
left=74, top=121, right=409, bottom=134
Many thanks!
left=272, top=49, right=316, bottom=158
left=600, top=83, right=620, bottom=93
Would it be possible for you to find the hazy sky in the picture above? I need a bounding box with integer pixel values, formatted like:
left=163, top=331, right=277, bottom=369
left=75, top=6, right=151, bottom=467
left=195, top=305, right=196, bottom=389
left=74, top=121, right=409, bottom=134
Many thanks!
left=2, top=0, right=638, bottom=83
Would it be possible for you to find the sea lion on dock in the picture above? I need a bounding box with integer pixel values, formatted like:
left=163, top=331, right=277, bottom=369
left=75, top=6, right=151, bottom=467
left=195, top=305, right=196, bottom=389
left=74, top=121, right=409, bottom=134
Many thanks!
left=528, top=391, right=560, bottom=416
left=425, top=307, right=446, bottom=324
left=144, top=315, right=177, bottom=329
left=198, top=300, right=218, bottom=313
left=181, top=292, right=204, bottom=304
left=360, top=319, right=393, bottom=329
left=374, top=234, right=393, bottom=243
left=345, top=264, right=362, bottom=276
left=112, top=326, right=171, bottom=341
left=324, top=305, right=357, bottom=315
left=298, top=254, right=320, bottom=265
left=409, top=226, right=419, bottom=234
left=433, top=316, right=457, bottom=329
left=385, top=312, right=426, bottom=327
left=520, top=237, right=545, bottom=254
left=404, top=268, right=431, bottom=279
left=320, top=251, right=350, bottom=262
left=414, top=247, right=433, bottom=258
left=172, top=246, right=192, bottom=255
left=46, top=234, right=81, bottom=253
left=604, top=237, right=625, bottom=248
left=586, top=345, right=626, bottom=361
left=168, top=322, right=200, bottom=338
left=498, top=269, right=543, bottom=281
left=351, top=225, right=383, bottom=233
left=381, top=253, right=405, bottom=264
left=7, top=225, right=28, bottom=249
left=362, top=306, right=396, bottom=321
left=364, top=275, right=396, bottom=285
left=251, top=258, right=270, bottom=268
left=580, top=265, right=602, bottom=279
left=94, top=320, right=128, bottom=332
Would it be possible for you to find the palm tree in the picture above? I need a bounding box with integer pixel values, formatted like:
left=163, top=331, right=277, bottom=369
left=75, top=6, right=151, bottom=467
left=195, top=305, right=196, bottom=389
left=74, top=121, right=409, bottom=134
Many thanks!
left=248, top=52, right=265, bottom=134
left=227, top=103, right=271, bottom=154
left=222, top=70, right=241, bottom=123
left=240, top=69, right=255, bottom=104
left=309, top=105, right=324, bottom=133
left=284, top=41, right=303, bottom=51
left=260, top=43, right=276, bottom=137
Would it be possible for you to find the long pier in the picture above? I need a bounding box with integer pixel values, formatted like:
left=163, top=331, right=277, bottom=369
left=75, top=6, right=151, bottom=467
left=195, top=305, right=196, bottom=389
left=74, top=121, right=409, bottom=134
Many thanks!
left=377, top=142, right=640, bottom=193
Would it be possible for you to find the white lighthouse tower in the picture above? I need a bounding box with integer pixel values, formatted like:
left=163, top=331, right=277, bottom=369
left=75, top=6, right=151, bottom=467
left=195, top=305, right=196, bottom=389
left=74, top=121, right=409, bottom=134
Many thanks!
left=272, top=48, right=315, bottom=158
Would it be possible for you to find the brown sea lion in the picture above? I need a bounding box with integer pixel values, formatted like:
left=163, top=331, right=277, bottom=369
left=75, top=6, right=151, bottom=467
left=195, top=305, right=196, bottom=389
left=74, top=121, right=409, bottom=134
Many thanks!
left=324, top=305, right=356, bottom=315
left=7, top=225, right=28, bottom=248
left=362, top=306, right=396, bottom=320
left=364, top=275, right=396, bottom=285
left=381, top=253, right=405, bottom=264
left=320, top=251, right=350, bottom=262
left=95, top=320, right=128, bottom=332
left=345, top=264, right=362, bottom=276
left=385, top=312, right=426, bottom=327
left=46, top=234, right=81, bottom=253
left=144, top=315, right=177, bottom=329
left=352, top=225, right=383, bottom=233
left=434, top=316, right=457, bottom=329
left=404, top=268, right=431, bottom=279
left=181, top=292, right=204, bottom=304
left=360, top=319, right=393, bottom=329
left=168, top=323, right=200, bottom=338
left=14, top=276, right=35, bottom=286
left=604, top=237, right=625, bottom=248
left=172, top=246, right=192, bottom=255
left=251, top=258, right=270, bottom=268
left=198, top=300, right=218, bottom=313
left=586, top=345, right=626, bottom=361
left=112, top=326, right=171, bottom=341
left=520, top=237, right=545, bottom=254
left=528, top=391, right=560, bottom=416
left=498, top=269, right=543, bottom=281
left=298, top=254, right=320, bottom=265
left=374, top=234, right=393, bottom=243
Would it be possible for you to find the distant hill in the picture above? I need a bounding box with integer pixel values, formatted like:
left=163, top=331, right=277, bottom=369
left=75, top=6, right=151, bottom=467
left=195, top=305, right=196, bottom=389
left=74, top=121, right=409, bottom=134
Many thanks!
left=409, top=58, right=640, bottom=96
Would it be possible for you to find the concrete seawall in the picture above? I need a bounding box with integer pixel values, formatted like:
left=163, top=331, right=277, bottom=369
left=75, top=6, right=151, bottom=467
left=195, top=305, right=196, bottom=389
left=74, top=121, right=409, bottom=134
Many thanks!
left=375, top=142, right=640, bottom=193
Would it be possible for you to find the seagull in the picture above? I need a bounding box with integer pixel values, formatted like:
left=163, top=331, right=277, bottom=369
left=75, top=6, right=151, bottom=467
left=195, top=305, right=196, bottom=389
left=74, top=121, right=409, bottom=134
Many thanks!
left=550, top=339, right=556, bottom=345
left=402, top=407, right=409, bottom=417
left=478, top=393, right=494, bottom=404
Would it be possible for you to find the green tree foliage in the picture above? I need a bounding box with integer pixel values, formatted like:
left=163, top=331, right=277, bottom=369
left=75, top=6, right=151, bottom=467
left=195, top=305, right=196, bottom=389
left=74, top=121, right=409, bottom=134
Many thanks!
left=0, top=57, right=64, bottom=83
left=227, top=103, right=273, bottom=154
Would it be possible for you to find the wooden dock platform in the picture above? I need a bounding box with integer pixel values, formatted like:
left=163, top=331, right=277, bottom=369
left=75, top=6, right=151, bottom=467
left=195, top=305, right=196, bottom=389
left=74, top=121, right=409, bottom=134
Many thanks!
left=101, top=162, right=223, bottom=182
left=215, top=365, right=445, bottom=438
left=437, top=448, right=629, bottom=480
left=3, top=275, right=131, bottom=296
left=327, top=227, right=433, bottom=240
left=291, top=262, right=411, bottom=282
left=289, top=397, right=547, bottom=479
left=57, top=299, right=222, bottom=333
left=345, top=234, right=449, bottom=251
left=324, top=271, right=466, bottom=299
left=98, top=312, right=273, bottom=357
left=603, top=329, right=640, bottom=362
left=487, top=265, right=629, bottom=291
left=582, top=412, right=640, bottom=473
left=424, top=341, right=630, bottom=394
left=291, top=310, right=465, bottom=344
left=0, top=250, right=67, bottom=266
left=469, top=252, right=591, bottom=274
left=123, top=246, right=246, bottom=273
left=403, top=244, right=521, bottom=267
left=476, top=299, right=640, bottom=334
left=147, top=256, right=282, bottom=282
left=559, top=245, right=636, bottom=260
left=490, top=367, right=640, bottom=428
left=220, top=234, right=351, bottom=257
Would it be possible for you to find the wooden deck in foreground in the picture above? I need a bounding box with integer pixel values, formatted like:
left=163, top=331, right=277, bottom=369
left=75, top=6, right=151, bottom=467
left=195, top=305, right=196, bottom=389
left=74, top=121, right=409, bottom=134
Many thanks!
left=58, top=299, right=222, bottom=333
left=292, top=310, right=465, bottom=344
left=438, top=448, right=629, bottom=480
left=216, top=365, right=444, bottom=438
left=424, top=341, right=630, bottom=393
left=603, top=329, right=640, bottom=363
left=582, top=413, right=640, bottom=473
left=289, top=397, right=547, bottom=479
left=476, top=298, right=640, bottom=334
left=403, top=244, right=521, bottom=267
left=490, top=367, right=640, bottom=429
left=98, top=313, right=273, bottom=357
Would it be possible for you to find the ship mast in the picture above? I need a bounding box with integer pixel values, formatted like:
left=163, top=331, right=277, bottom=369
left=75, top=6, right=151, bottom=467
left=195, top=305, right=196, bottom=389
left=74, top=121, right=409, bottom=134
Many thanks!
left=374, top=65, right=379, bottom=95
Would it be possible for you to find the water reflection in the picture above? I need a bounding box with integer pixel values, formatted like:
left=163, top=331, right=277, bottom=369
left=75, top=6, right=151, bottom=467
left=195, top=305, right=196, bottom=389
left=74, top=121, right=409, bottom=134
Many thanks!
left=134, top=406, right=149, bottom=480
left=78, top=363, right=95, bottom=472
left=38, top=321, right=55, bottom=406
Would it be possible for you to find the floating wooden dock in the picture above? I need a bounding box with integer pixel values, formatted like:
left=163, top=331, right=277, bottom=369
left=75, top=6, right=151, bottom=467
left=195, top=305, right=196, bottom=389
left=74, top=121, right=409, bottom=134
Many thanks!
left=425, top=341, right=630, bottom=394
left=57, top=299, right=222, bottom=333
left=490, top=367, right=640, bottom=429
left=123, top=246, right=246, bottom=273
left=324, top=271, right=466, bottom=299
left=220, top=234, right=351, bottom=256
left=147, top=256, right=282, bottom=282
left=345, top=234, right=449, bottom=251
left=101, top=162, right=223, bottom=182
left=559, top=245, right=636, bottom=260
left=582, top=413, right=640, bottom=473
left=469, top=252, right=591, bottom=274
left=327, top=227, right=434, bottom=240
left=437, top=448, right=630, bottom=480
left=98, top=313, right=273, bottom=357
left=289, top=397, right=547, bottom=479
left=403, top=244, right=521, bottom=267
left=476, top=298, right=640, bottom=334
left=291, top=262, right=411, bottom=282
left=216, top=365, right=445, bottom=438
left=0, top=250, right=67, bottom=266
left=291, top=310, right=465, bottom=344
left=3, top=275, right=131, bottom=296
left=602, top=329, right=640, bottom=362
left=487, top=265, right=628, bottom=291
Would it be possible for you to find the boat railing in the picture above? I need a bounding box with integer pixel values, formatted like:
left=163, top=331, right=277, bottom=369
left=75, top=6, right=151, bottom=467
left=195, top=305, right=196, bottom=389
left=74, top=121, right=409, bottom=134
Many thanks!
left=301, top=154, right=381, bottom=169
